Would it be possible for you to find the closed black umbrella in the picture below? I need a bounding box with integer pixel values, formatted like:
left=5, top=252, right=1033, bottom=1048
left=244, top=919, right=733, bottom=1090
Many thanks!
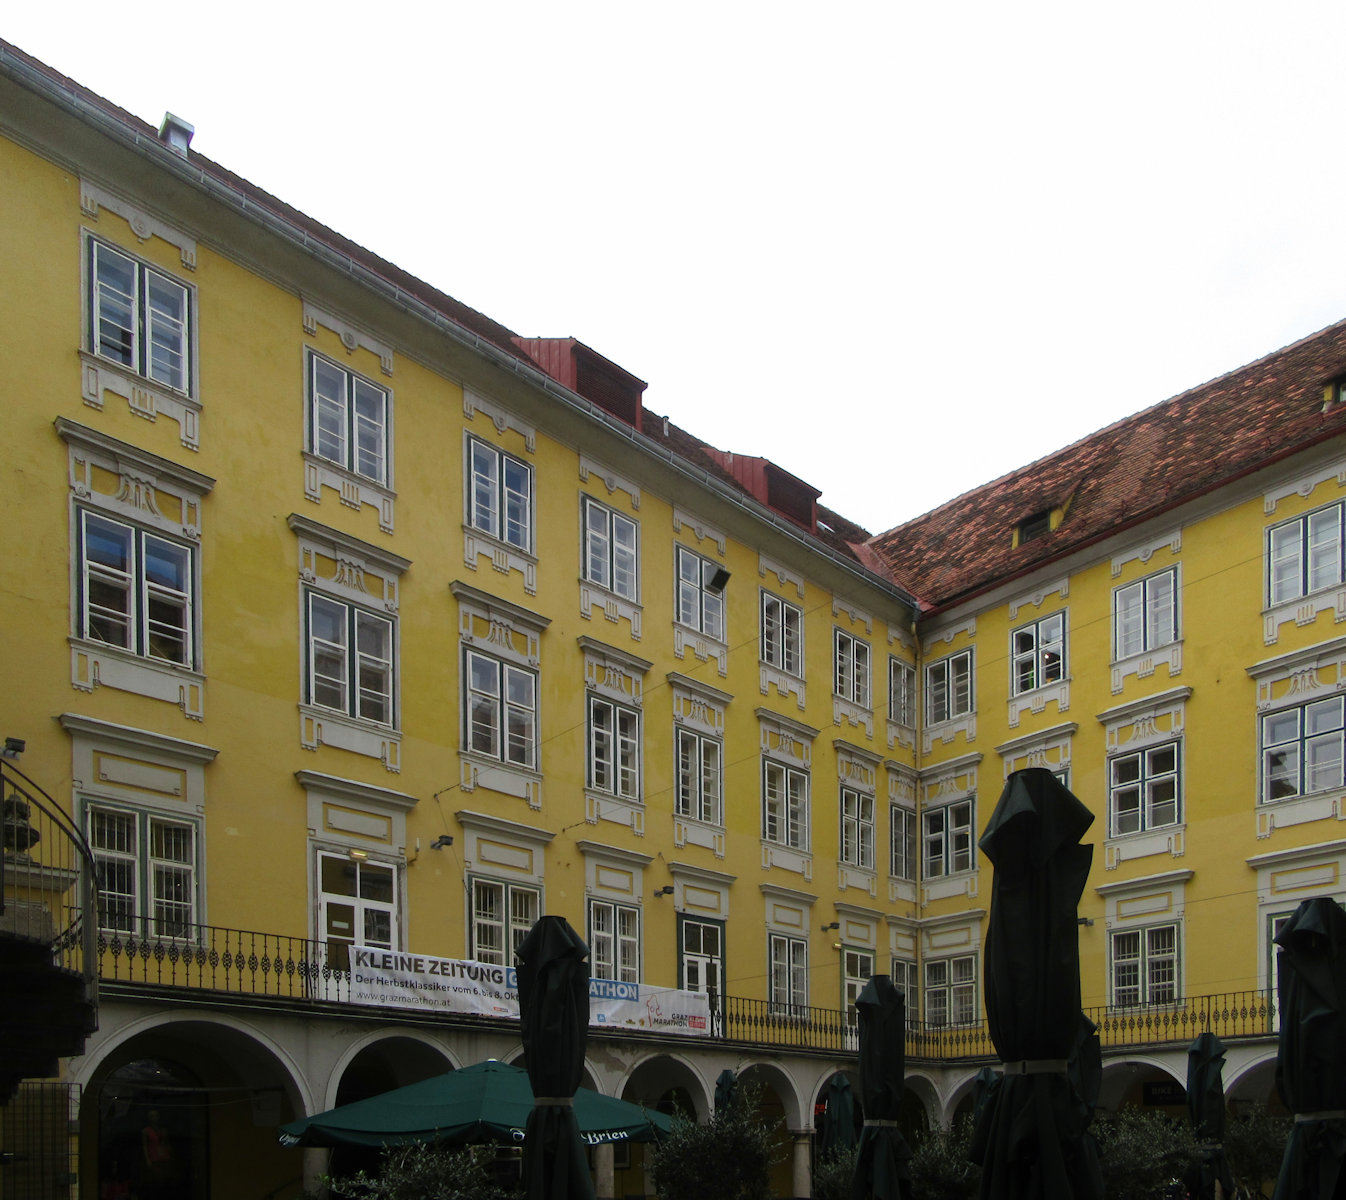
left=849, top=975, right=912, bottom=1200
left=1272, top=896, right=1346, bottom=1200
left=821, top=1073, right=858, bottom=1157
left=516, top=915, right=596, bottom=1200
left=714, top=1068, right=739, bottom=1115
left=971, top=768, right=1102, bottom=1200
left=1185, top=1032, right=1234, bottom=1200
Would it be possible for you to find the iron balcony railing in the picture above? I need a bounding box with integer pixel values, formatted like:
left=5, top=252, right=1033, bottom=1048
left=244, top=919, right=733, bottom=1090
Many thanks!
left=96, top=918, right=1281, bottom=1061
left=1, top=758, right=99, bottom=1004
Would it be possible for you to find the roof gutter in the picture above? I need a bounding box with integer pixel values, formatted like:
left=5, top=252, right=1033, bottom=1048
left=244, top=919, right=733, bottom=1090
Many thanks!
left=1, top=46, right=917, bottom=614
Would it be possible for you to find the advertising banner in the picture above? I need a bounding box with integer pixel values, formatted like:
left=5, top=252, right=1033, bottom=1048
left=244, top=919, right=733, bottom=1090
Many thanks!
left=349, top=947, right=711, bottom=1037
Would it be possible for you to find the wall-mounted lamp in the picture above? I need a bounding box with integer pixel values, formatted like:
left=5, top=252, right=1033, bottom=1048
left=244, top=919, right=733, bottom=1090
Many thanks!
left=707, top=567, right=731, bottom=595
left=820, top=921, right=840, bottom=932
left=2, top=738, right=24, bottom=759
left=431, top=835, right=454, bottom=850
left=347, top=847, right=369, bottom=861
left=831, top=941, right=843, bottom=951
left=1077, top=917, right=1094, bottom=927
left=654, top=885, right=675, bottom=897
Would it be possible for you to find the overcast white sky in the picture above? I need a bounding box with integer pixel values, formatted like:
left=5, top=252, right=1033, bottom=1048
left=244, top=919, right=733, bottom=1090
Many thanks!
left=10, top=5, right=1346, bottom=531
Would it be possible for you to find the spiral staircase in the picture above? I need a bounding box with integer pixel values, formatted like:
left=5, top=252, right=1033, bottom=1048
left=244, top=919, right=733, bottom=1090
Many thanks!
left=0, top=758, right=99, bottom=1105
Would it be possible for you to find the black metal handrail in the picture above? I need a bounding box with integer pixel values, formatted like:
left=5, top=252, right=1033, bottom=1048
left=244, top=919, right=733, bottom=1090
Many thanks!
left=1, top=759, right=100, bottom=1007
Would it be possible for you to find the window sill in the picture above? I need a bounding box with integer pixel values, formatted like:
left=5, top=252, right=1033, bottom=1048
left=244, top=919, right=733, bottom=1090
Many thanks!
left=923, top=710, right=976, bottom=752
left=1008, top=678, right=1071, bottom=729
left=1110, top=639, right=1182, bottom=695
left=921, top=869, right=978, bottom=905
left=585, top=791, right=644, bottom=834
left=299, top=703, right=401, bottom=772
left=674, top=814, right=726, bottom=857
left=759, top=662, right=806, bottom=711
left=70, top=638, right=204, bottom=719
left=838, top=862, right=877, bottom=897
left=1257, top=789, right=1346, bottom=837
left=462, top=525, right=537, bottom=595
left=1104, top=822, right=1186, bottom=870
left=760, top=840, right=812, bottom=880
left=886, top=719, right=916, bottom=751
left=673, top=621, right=728, bottom=677
left=303, top=452, right=395, bottom=533
left=580, top=581, right=642, bottom=638
left=833, top=695, right=874, bottom=738
left=1263, top=586, right=1346, bottom=645
left=888, top=876, right=918, bottom=904
left=79, top=351, right=200, bottom=449
left=459, top=750, right=542, bottom=810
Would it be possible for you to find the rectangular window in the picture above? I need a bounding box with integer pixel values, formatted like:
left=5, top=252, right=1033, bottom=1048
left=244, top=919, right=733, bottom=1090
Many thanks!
left=464, top=649, right=537, bottom=769
left=78, top=510, right=195, bottom=667
left=1110, top=924, right=1180, bottom=1007
left=588, top=696, right=641, bottom=800
left=89, top=237, right=192, bottom=393
left=1109, top=741, right=1181, bottom=835
left=923, top=799, right=975, bottom=878
left=769, top=932, right=808, bottom=1011
left=590, top=899, right=640, bottom=982
left=1263, top=696, right=1345, bottom=802
left=467, top=437, right=533, bottom=552
left=582, top=497, right=639, bottom=600
left=308, top=352, right=389, bottom=485
left=680, top=916, right=724, bottom=1002
left=763, top=761, right=809, bottom=850
left=1011, top=612, right=1065, bottom=695
left=889, top=658, right=916, bottom=727
left=675, top=546, right=725, bottom=640
left=927, top=650, right=973, bottom=724
left=318, top=851, right=397, bottom=973
left=840, top=787, right=875, bottom=869
left=925, top=954, right=977, bottom=1026
left=1114, top=568, right=1178, bottom=660
left=890, top=805, right=916, bottom=881
left=470, top=878, right=540, bottom=966
left=891, top=956, right=919, bottom=1024
left=675, top=728, right=722, bottom=825
left=843, top=948, right=875, bottom=1026
left=834, top=630, right=872, bottom=707
left=761, top=592, right=803, bottom=676
left=89, top=806, right=198, bottom=939
left=306, top=592, right=395, bottom=725
left=1268, top=501, right=1346, bottom=605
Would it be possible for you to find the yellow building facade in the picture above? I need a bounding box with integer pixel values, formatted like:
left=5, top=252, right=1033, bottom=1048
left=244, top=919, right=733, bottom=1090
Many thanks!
left=4, top=35, right=1346, bottom=1200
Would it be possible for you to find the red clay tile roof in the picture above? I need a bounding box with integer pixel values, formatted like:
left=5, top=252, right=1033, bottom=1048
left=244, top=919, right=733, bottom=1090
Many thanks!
left=866, top=319, right=1346, bottom=611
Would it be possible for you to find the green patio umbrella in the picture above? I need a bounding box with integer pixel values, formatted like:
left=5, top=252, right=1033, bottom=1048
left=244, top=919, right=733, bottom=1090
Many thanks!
left=971, top=768, right=1102, bottom=1200
left=517, top=914, right=596, bottom=1200
left=714, top=1068, right=739, bottom=1114
left=820, top=1073, right=858, bottom=1157
left=848, top=975, right=912, bottom=1200
left=1272, top=896, right=1346, bottom=1200
left=1185, top=1032, right=1234, bottom=1200
left=277, top=1060, right=670, bottom=1148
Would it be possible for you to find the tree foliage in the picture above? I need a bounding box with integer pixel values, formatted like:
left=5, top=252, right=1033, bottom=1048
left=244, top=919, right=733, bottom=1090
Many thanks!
left=812, top=1144, right=859, bottom=1200
left=327, top=1143, right=513, bottom=1200
left=1224, top=1104, right=1291, bottom=1200
left=1092, top=1106, right=1200, bottom=1200
left=646, top=1086, right=781, bottom=1200
left=909, top=1116, right=980, bottom=1200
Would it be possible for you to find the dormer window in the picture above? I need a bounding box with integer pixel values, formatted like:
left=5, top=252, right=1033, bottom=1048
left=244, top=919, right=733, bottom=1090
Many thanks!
left=1017, top=510, right=1052, bottom=545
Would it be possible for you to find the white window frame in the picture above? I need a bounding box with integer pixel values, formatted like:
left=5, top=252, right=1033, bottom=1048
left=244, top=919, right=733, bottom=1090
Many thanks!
left=589, top=898, right=640, bottom=983
left=77, top=509, right=196, bottom=669
left=675, top=545, right=724, bottom=640
left=675, top=727, right=722, bottom=825
left=1262, top=694, right=1345, bottom=804
left=467, top=436, right=534, bottom=553
left=768, top=931, right=809, bottom=1012
left=924, top=953, right=977, bottom=1026
left=305, top=592, right=396, bottom=728
left=588, top=695, right=642, bottom=801
left=927, top=649, right=973, bottom=725
left=1109, top=922, right=1181, bottom=1008
left=87, top=235, right=193, bottom=395
left=763, top=760, right=810, bottom=850
left=463, top=648, right=537, bottom=770
left=679, top=914, right=725, bottom=1002
left=1114, top=567, right=1178, bottom=661
left=890, top=803, right=916, bottom=881
left=843, top=947, right=875, bottom=1020
left=761, top=591, right=804, bottom=677
left=1011, top=611, right=1065, bottom=696
left=923, top=798, right=975, bottom=878
left=840, top=786, right=875, bottom=869
left=890, top=956, right=919, bottom=1024
left=470, top=877, right=540, bottom=966
left=88, top=803, right=199, bottom=940
left=1268, top=500, right=1346, bottom=606
left=889, top=658, right=916, bottom=727
left=317, top=849, right=400, bottom=973
left=582, top=496, right=639, bottom=602
left=1109, top=740, right=1182, bottom=836
left=307, top=350, right=389, bottom=486
left=834, top=630, right=872, bottom=708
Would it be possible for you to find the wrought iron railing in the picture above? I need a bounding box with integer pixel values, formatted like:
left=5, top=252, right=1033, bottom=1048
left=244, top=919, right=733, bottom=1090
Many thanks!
left=94, top=919, right=1282, bottom=1061
left=1, top=758, right=98, bottom=1004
